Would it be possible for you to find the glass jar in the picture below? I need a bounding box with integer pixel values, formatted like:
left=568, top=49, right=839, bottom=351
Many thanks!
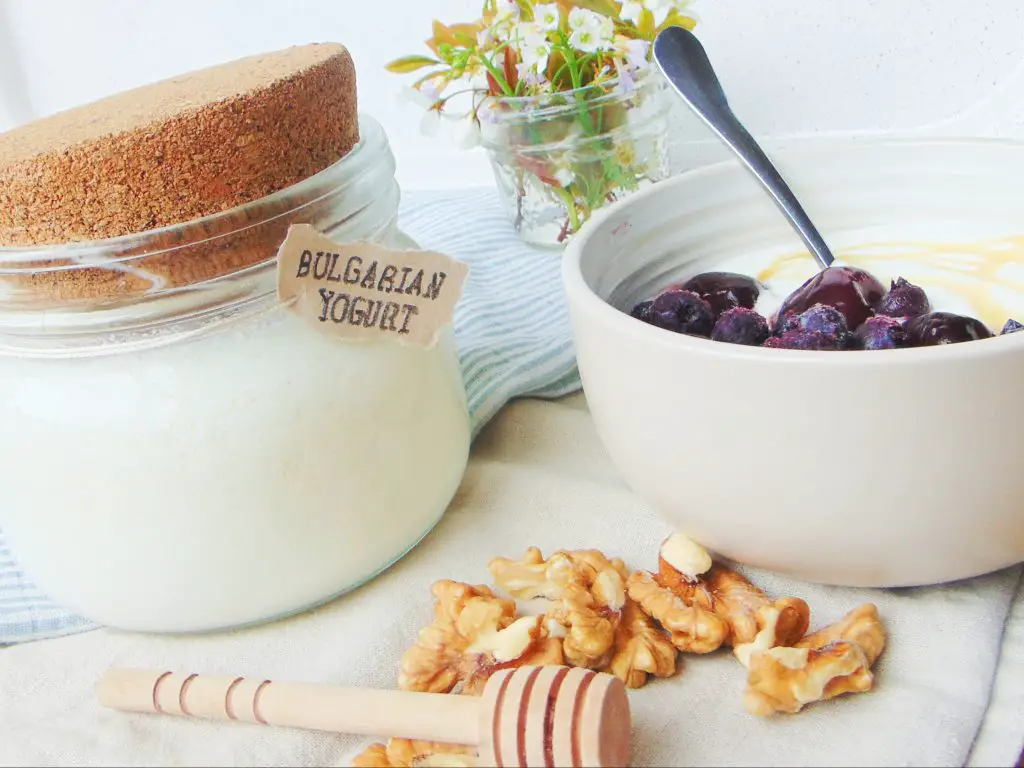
left=478, top=70, right=674, bottom=250
left=0, top=115, right=471, bottom=633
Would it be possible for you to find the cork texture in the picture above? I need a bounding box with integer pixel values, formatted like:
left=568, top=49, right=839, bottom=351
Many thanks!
left=0, top=42, right=359, bottom=247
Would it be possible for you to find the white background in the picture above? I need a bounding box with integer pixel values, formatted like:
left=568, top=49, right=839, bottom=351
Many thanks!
left=1, top=0, right=1023, bottom=190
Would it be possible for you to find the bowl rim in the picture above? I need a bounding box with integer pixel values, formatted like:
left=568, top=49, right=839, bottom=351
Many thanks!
left=562, top=135, right=1024, bottom=365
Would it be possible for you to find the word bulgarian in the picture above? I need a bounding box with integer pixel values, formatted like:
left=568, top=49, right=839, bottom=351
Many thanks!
left=296, top=250, right=450, bottom=335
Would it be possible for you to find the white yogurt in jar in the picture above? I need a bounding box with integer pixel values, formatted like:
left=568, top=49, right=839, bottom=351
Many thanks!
left=0, top=112, right=471, bottom=634
left=0, top=310, right=470, bottom=633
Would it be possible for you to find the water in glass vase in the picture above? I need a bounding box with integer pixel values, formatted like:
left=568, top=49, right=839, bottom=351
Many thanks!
left=480, top=70, right=675, bottom=249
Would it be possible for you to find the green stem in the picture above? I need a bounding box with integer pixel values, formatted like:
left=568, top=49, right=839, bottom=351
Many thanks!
left=566, top=51, right=581, bottom=90
left=576, top=53, right=598, bottom=82
left=553, top=185, right=581, bottom=233
left=559, top=45, right=598, bottom=137
left=440, top=87, right=488, bottom=105
left=478, top=48, right=514, bottom=96
left=549, top=61, right=571, bottom=88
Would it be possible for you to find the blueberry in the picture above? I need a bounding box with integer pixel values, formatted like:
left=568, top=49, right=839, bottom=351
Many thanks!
left=648, top=289, right=716, bottom=337
left=1001, top=319, right=1024, bottom=335
left=854, top=315, right=909, bottom=350
left=630, top=300, right=654, bottom=323
left=710, top=307, right=770, bottom=346
left=904, top=312, right=993, bottom=346
left=762, top=329, right=857, bottom=350
left=778, top=303, right=848, bottom=336
left=775, top=266, right=885, bottom=331
left=875, top=277, right=931, bottom=319
left=682, top=271, right=763, bottom=319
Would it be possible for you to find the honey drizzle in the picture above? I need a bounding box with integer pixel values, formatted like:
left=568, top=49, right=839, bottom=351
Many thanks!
left=755, top=234, right=1024, bottom=329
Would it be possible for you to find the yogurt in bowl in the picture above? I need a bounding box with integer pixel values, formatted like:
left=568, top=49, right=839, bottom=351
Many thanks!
left=563, top=138, right=1024, bottom=588
left=742, top=236, right=1024, bottom=331
left=625, top=235, right=1024, bottom=352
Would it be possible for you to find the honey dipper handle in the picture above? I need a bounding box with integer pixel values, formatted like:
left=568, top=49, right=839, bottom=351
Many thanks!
left=96, top=668, right=481, bottom=745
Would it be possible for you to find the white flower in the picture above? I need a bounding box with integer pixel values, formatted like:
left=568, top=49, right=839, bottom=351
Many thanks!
left=614, top=62, right=637, bottom=95
left=672, top=0, right=696, bottom=17
left=397, top=86, right=435, bottom=109
left=524, top=46, right=550, bottom=73
left=512, top=21, right=551, bottom=73
left=511, top=20, right=544, bottom=46
left=533, top=3, right=560, bottom=32
left=477, top=99, right=501, bottom=124
left=517, top=62, right=549, bottom=87
left=618, top=0, right=694, bottom=28
left=616, top=36, right=650, bottom=70
left=647, top=0, right=682, bottom=27
left=495, top=0, right=521, bottom=23
left=489, top=0, right=520, bottom=39
left=619, top=1, right=645, bottom=25
left=568, top=9, right=614, bottom=54
left=568, top=7, right=601, bottom=31
left=398, top=79, right=443, bottom=109
left=553, top=168, right=575, bottom=187
left=422, top=80, right=444, bottom=101
left=419, top=109, right=442, bottom=138
left=455, top=116, right=482, bottom=149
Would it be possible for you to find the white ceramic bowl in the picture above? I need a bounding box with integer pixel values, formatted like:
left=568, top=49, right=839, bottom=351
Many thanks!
left=563, top=138, right=1024, bottom=588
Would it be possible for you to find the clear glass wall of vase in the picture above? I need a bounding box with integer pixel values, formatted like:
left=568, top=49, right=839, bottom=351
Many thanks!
left=479, top=70, right=675, bottom=250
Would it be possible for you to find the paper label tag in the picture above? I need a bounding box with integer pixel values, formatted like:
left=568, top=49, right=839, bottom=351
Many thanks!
left=275, top=224, right=469, bottom=347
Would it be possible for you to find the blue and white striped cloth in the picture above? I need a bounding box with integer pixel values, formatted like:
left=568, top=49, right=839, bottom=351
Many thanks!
left=0, top=188, right=581, bottom=645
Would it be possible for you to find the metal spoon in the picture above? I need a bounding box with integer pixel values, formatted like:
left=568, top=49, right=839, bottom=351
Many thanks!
left=653, top=26, right=835, bottom=269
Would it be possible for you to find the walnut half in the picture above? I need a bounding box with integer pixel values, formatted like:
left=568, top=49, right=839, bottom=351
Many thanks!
left=607, top=598, right=679, bottom=688
left=351, top=739, right=476, bottom=767
left=627, top=532, right=809, bottom=656
left=700, top=567, right=810, bottom=649
left=398, top=580, right=562, bottom=696
left=742, top=603, right=887, bottom=716
left=489, top=547, right=677, bottom=688
left=626, top=570, right=728, bottom=654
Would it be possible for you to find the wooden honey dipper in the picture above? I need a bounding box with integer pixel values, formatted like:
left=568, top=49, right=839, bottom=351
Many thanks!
left=96, top=665, right=631, bottom=768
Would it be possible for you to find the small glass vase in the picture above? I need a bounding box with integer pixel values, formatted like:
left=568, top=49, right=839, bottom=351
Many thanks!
left=479, top=70, right=674, bottom=249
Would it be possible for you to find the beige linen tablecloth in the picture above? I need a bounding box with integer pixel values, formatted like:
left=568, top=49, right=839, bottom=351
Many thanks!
left=0, top=394, right=1021, bottom=767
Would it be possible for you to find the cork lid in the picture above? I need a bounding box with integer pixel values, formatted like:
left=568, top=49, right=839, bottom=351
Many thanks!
left=0, top=44, right=351, bottom=167
left=0, top=42, right=359, bottom=246
left=0, top=42, right=362, bottom=304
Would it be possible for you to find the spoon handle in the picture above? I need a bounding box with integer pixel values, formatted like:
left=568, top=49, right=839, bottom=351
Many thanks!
left=653, top=26, right=835, bottom=269
left=96, top=668, right=481, bottom=745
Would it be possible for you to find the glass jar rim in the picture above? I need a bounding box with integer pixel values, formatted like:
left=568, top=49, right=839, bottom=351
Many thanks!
left=0, top=113, right=402, bottom=357
left=477, top=69, right=669, bottom=154
left=481, top=68, right=663, bottom=120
